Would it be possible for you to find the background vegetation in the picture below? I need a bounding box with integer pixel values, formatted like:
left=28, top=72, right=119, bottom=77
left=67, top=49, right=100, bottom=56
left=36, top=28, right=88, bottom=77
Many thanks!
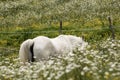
left=0, top=0, right=120, bottom=45
left=0, top=0, right=120, bottom=47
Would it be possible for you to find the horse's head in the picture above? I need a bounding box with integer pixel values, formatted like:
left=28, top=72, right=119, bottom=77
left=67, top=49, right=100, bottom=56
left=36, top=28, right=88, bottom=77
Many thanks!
left=67, top=35, right=88, bottom=50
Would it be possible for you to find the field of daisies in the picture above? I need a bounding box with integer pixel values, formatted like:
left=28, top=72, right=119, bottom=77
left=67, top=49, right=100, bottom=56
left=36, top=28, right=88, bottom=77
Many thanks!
left=0, top=38, right=120, bottom=80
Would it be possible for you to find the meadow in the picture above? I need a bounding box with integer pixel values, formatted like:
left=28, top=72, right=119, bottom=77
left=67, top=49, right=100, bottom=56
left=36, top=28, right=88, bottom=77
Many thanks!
left=0, top=38, right=120, bottom=80
left=0, top=0, right=120, bottom=80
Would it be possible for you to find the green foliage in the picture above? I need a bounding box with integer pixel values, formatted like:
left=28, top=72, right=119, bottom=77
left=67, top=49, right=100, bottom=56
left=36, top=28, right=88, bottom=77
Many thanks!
left=0, top=23, right=120, bottom=47
left=0, top=0, right=120, bottom=27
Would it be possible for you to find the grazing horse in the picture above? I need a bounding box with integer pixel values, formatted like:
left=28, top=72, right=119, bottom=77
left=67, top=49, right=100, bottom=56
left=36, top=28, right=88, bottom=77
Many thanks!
left=19, top=35, right=88, bottom=63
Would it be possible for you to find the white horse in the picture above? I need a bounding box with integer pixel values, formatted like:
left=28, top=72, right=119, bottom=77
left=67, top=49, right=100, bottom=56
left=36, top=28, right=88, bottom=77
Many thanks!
left=19, top=35, right=88, bottom=63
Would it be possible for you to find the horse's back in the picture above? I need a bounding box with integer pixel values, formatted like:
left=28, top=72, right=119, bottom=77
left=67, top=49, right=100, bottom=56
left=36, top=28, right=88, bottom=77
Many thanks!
left=33, top=36, right=50, bottom=46
left=51, top=35, right=72, bottom=54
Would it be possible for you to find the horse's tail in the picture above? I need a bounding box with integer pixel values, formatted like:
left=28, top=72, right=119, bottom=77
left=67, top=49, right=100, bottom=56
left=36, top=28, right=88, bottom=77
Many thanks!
left=29, top=42, right=35, bottom=62
left=19, top=39, right=34, bottom=63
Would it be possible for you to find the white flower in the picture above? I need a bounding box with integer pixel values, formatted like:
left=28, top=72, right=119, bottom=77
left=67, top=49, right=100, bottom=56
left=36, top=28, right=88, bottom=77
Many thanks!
left=111, top=63, right=116, bottom=68
left=81, top=71, right=85, bottom=76
left=83, top=66, right=89, bottom=72
left=109, top=68, right=113, bottom=72
left=32, top=73, right=38, bottom=79
left=104, top=72, right=109, bottom=76
left=111, top=43, right=116, bottom=47
left=43, top=71, right=49, bottom=78
left=48, top=60, right=54, bottom=65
